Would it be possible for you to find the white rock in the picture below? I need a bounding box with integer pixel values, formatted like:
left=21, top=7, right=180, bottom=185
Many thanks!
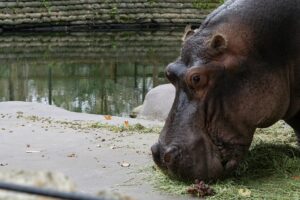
left=134, top=84, right=175, bottom=121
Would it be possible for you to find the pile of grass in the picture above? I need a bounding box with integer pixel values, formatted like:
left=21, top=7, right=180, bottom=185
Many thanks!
left=150, top=121, right=300, bottom=199
left=21, top=114, right=161, bottom=134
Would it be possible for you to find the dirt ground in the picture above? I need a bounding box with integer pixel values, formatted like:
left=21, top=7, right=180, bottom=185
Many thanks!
left=0, top=102, right=191, bottom=200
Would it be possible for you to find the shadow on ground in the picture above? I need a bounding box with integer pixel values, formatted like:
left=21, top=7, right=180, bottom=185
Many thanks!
left=235, top=143, right=300, bottom=179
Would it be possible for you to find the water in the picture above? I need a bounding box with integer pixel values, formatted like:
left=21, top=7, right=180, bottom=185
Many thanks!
left=0, top=31, right=182, bottom=117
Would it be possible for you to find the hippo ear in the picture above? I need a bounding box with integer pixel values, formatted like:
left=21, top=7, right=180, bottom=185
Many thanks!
left=209, top=34, right=228, bottom=52
left=182, top=25, right=197, bottom=42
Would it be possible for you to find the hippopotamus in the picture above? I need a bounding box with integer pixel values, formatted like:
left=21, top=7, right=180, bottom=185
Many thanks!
left=151, top=0, right=300, bottom=181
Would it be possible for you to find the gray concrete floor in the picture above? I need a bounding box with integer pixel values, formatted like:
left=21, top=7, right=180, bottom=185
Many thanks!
left=0, top=102, right=191, bottom=200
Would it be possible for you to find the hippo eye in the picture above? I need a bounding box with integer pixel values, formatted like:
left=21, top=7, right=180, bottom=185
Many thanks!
left=188, top=73, right=208, bottom=89
left=192, top=75, right=201, bottom=85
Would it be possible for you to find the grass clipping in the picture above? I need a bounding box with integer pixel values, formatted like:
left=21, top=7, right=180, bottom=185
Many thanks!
left=150, top=121, right=300, bottom=199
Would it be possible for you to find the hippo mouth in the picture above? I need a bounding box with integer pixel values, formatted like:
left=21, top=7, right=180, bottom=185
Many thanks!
left=212, top=137, right=250, bottom=173
left=151, top=143, right=198, bottom=178
left=215, top=144, right=239, bottom=173
left=152, top=133, right=250, bottom=181
left=151, top=141, right=223, bottom=181
left=152, top=144, right=186, bottom=172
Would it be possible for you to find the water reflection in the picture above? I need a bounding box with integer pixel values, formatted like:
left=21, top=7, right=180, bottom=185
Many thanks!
left=0, top=31, right=182, bottom=117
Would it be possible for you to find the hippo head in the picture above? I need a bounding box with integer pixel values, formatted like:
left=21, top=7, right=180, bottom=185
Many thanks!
left=151, top=23, right=291, bottom=181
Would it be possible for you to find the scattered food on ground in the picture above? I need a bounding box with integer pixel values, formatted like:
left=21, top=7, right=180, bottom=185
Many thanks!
left=104, top=115, right=112, bottom=120
left=26, top=150, right=41, bottom=153
left=67, top=153, right=77, bottom=158
left=120, top=161, right=131, bottom=168
left=238, top=188, right=251, bottom=197
left=187, top=180, right=215, bottom=198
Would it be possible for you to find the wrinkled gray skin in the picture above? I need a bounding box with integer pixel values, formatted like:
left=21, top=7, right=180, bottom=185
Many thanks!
left=151, top=0, right=300, bottom=181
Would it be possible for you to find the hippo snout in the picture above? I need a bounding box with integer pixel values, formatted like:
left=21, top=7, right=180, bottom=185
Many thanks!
left=151, top=142, right=161, bottom=165
left=151, top=143, right=180, bottom=167
left=151, top=136, right=225, bottom=181
left=163, top=146, right=180, bottom=165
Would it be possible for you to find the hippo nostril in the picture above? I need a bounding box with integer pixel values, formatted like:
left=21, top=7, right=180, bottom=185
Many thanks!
left=151, top=143, right=159, bottom=155
left=163, top=147, right=179, bottom=164
left=151, top=143, right=161, bottom=163
left=163, top=152, right=172, bottom=163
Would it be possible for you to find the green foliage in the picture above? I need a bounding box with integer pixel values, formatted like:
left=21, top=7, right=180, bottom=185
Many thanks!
left=41, top=0, right=51, bottom=12
left=147, top=0, right=158, bottom=5
left=109, top=6, right=119, bottom=19
left=193, top=0, right=224, bottom=9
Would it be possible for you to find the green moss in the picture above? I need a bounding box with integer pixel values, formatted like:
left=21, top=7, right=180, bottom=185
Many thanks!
left=109, top=6, right=119, bottom=19
left=147, top=0, right=158, bottom=5
left=192, top=0, right=224, bottom=10
left=119, top=15, right=133, bottom=23
left=148, top=121, right=300, bottom=199
left=41, top=0, right=51, bottom=13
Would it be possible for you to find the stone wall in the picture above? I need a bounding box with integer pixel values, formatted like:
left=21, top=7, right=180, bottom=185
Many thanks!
left=0, top=0, right=221, bottom=31
left=0, top=31, right=182, bottom=64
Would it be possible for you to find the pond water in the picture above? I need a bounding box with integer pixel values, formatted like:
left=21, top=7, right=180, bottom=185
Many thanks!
left=0, top=31, right=182, bottom=117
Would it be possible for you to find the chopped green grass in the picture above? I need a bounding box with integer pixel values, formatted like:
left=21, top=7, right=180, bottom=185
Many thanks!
left=151, top=167, right=190, bottom=195
left=89, top=122, right=161, bottom=134
left=149, top=121, right=300, bottom=199
left=20, top=114, right=161, bottom=134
